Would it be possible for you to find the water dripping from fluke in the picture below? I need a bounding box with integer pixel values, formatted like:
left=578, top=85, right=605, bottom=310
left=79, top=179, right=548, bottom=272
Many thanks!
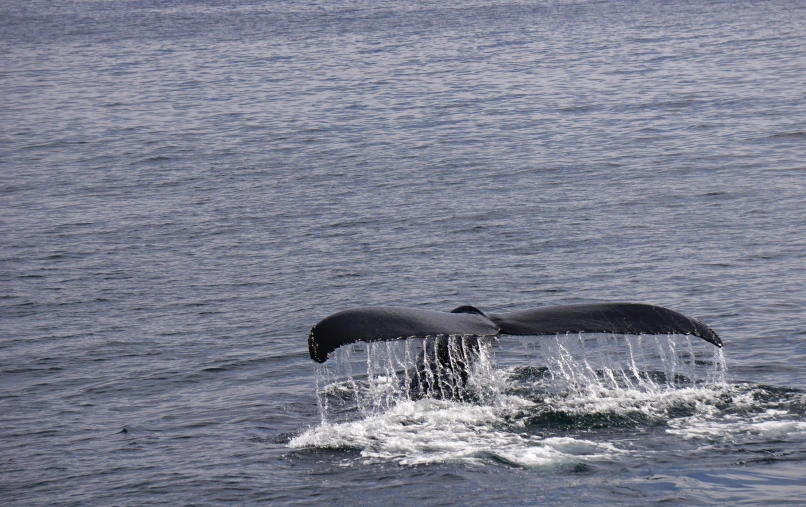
left=290, top=333, right=805, bottom=467
left=314, top=335, right=504, bottom=422
left=312, top=333, right=727, bottom=422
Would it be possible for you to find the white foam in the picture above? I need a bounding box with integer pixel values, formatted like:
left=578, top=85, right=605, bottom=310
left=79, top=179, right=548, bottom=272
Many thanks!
left=667, top=406, right=806, bottom=441
left=538, top=384, right=725, bottom=421
left=294, top=334, right=806, bottom=465
left=290, top=396, right=624, bottom=467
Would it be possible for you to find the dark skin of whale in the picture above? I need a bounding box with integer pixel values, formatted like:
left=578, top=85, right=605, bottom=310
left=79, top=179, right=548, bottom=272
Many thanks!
left=308, top=303, right=722, bottom=363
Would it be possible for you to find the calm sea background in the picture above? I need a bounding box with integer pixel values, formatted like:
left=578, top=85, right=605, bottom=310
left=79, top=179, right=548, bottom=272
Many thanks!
left=2, top=0, right=805, bottom=505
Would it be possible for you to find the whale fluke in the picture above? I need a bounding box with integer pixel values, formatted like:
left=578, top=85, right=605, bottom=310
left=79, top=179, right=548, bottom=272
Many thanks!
left=308, top=303, right=721, bottom=363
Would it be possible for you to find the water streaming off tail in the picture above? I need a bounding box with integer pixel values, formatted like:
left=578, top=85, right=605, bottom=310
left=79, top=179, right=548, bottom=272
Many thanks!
left=315, top=336, right=501, bottom=423
left=314, top=333, right=728, bottom=424
left=503, top=333, right=727, bottom=396
left=294, top=333, right=739, bottom=467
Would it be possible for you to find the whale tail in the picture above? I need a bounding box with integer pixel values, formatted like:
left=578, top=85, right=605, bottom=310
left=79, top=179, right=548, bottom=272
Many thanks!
left=308, top=302, right=721, bottom=364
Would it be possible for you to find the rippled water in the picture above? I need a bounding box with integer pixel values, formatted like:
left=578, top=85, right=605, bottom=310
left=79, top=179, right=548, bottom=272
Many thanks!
left=2, top=0, right=805, bottom=505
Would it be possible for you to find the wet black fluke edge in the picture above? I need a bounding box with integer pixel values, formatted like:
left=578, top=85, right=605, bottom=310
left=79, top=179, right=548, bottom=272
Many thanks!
left=308, top=302, right=722, bottom=363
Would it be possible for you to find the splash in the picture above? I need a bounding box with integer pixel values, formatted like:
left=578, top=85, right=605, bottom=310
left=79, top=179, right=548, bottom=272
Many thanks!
left=313, top=335, right=504, bottom=421
left=503, top=333, right=728, bottom=396
left=289, top=333, right=773, bottom=467
left=290, top=396, right=624, bottom=467
left=311, top=333, right=728, bottom=423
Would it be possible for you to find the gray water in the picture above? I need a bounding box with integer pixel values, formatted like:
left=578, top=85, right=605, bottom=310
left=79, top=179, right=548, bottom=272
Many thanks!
left=2, top=0, right=806, bottom=504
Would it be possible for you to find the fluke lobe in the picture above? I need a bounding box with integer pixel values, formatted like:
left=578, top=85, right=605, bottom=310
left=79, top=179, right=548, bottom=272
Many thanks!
left=308, top=302, right=722, bottom=363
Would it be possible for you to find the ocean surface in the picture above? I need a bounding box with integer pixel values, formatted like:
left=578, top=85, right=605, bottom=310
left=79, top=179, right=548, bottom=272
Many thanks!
left=2, top=0, right=805, bottom=505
